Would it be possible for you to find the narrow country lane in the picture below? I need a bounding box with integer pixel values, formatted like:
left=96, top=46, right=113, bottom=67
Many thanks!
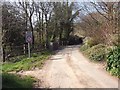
left=19, top=45, right=118, bottom=88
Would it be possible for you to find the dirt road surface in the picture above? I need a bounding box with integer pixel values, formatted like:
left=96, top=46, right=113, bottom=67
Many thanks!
left=19, top=45, right=118, bottom=88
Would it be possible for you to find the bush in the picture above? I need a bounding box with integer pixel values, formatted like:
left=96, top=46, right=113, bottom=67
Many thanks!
left=83, top=44, right=106, bottom=61
left=32, top=53, right=38, bottom=57
left=84, top=37, right=99, bottom=47
left=80, top=44, right=90, bottom=51
left=111, top=34, right=119, bottom=46
left=106, top=46, right=120, bottom=77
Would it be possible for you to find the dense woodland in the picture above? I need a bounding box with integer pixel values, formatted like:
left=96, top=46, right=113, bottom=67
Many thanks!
left=0, top=1, right=120, bottom=84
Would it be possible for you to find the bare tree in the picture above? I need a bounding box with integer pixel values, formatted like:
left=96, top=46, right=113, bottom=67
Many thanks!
left=77, top=2, right=119, bottom=45
left=90, top=2, right=118, bottom=45
left=19, top=0, right=35, bottom=47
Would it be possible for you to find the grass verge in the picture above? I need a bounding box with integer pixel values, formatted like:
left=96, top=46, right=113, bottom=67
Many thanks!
left=2, top=50, right=51, bottom=72
left=2, top=73, right=36, bottom=88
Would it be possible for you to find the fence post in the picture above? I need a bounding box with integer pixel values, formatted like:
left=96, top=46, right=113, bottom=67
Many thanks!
left=23, top=44, right=26, bottom=54
left=28, top=43, right=30, bottom=58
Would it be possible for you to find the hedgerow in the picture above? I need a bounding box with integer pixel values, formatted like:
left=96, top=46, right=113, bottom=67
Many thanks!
left=83, top=44, right=106, bottom=61
left=106, top=46, right=120, bottom=77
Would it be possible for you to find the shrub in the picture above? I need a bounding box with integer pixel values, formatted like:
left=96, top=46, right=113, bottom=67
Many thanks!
left=80, top=44, right=90, bottom=51
left=84, top=37, right=99, bottom=47
left=106, top=46, right=120, bottom=77
left=83, top=44, right=106, bottom=61
left=32, top=53, right=38, bottom=57
left=111, top=34, right=119, bottom=46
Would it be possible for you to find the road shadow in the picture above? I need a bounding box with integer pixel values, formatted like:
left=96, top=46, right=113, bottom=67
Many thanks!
left=52, top=45, right=80, bottom=55
left=50, top=58, right=62, bottom=60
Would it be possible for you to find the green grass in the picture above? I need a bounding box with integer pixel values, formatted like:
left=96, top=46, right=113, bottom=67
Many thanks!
left=2, top=50, right=51, bottom=72
left=2, top=73, right=36, bottom=88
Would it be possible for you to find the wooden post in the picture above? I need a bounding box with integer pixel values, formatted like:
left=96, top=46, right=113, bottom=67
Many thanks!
left=23, top=44, right=26, bottom=54
left=28, top=43, right=30, bottom=58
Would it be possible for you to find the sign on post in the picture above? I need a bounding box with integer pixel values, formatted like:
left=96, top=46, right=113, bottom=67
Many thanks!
left=26, top=31, right=32, bottom=58
left=26, top=31, right=33, bottom=43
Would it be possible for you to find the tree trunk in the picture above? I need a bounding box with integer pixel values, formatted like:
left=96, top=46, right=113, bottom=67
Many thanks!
left=41, top=12, right=44, bottom=48
left=0, top=4, right=3, bottom=62
left=45, top=14, right=49, bottom=49
left=59, top=27, right=63, bottom=45
left=3, top=47, right=5, bottom=62
left=29, top=17, right=34, bottom=48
